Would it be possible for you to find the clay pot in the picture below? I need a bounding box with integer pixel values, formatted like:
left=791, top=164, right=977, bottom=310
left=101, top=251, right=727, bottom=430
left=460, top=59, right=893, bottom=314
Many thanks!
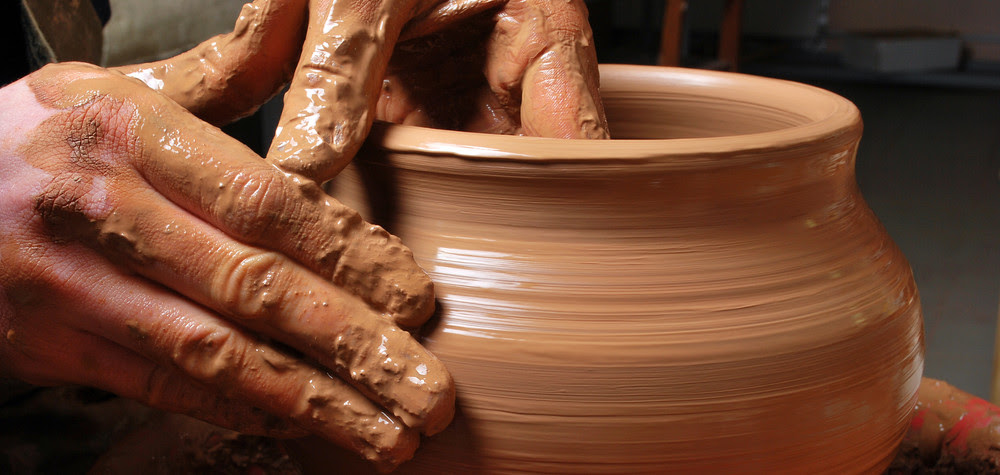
left=316, top=65, right=925, bottom=473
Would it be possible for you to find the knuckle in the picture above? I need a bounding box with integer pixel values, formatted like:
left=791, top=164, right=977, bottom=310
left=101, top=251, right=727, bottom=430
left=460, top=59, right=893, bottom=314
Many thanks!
left=218, top=170, right=291, bottom=240
left=59, top=89, right=139, bottom=172
left=171, top=325, right=243, bottom=383
left=32, top=171, right=114, bottom=244
left=232, top=2, right=260, bottom=37
left=1, top=249, right=70, bottom=311
left=217, top=251, right=287, bottom=319
left=327, top=222, right=435, bottom=324
left=304, top=24, right=375, bottom=74
left=313, top=204, right=364, bottom=271
left=31, top=65, right=151, bottom=169
left=141, top=364, right=173, bottom=406
left=33, top=173, right=88, bottom=224
left=28, top=91, right=142, bottom=236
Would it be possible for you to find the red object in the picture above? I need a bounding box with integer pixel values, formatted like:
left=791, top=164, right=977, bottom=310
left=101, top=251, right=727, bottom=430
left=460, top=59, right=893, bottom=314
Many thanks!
left=903, top=378, right=1000, bottom=468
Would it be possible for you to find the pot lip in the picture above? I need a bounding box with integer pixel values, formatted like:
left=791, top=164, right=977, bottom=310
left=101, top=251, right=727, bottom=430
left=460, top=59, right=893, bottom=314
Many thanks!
left=365, top=64, right=862, bottom=167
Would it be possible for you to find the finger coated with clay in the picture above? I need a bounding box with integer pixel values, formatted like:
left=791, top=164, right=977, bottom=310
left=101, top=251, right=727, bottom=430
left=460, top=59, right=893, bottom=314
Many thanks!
left=11, top=177, right=418, bottom=465
left=13, top=63, right=452, bottom=467
left=149, top=203, right=450, bottom=433
left=486, top=0, right=608, bottom=138
left=29, top=63, right=435, bottom=328
left=22, top=63, right=452, bottom=429
left=113, top=0, right=309, bottom=125
left=0, top=279, right=304, bottom=439
left=73, top=187, right=454, bottom=435
left=20, top=246, right=421, bottom=467
left=145, top=102, right=436, bottom=328
left=123, top=316, right=421, bottom=467
left=267, top=0, right=438, bottom=182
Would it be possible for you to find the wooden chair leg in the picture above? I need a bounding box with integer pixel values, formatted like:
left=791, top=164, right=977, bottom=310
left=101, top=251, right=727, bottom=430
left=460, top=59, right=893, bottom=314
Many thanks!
left=658, top=0, right=687, bottom=66
left=991, top=292, right=1000, bottom=404
left=718, top=0, right=744, bottom=71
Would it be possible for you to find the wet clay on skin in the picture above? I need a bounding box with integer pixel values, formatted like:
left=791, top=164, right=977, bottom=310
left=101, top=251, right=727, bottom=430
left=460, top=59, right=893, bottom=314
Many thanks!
left=53, top=1, right=605, bottom=468
left=116, top=0, right=609, bottom=178
left=117, top=0, right=307, bottom=126
left=267, top=0, right=437, bottom=180
left=493, top=0, right=608, bottom=139
left=304, top=65, right=926, bottom=473
left=269, top=0, right=609, bottom=180
left=382, top=0, right=609, bottom=139
left=20, top=63, right=452, bottom=469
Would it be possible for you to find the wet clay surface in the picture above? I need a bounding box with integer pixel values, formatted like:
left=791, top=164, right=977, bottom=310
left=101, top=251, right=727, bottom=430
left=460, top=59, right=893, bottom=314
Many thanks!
left=14, top=62, right=451, bottom=469
left=311, top=65, right=926, bottom=473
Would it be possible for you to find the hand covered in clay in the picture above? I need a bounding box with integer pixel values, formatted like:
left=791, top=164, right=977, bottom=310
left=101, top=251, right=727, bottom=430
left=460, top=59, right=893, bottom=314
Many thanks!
left=377, top=0, right=610, bottom=140
left=115, top=0, right=610, bottom=183
left=0, top=63, right=452, bottom=470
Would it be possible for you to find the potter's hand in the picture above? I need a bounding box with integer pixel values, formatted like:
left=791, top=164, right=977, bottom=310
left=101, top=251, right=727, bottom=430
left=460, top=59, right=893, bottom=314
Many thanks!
left=271, top=0, right=610, bottom=181
left=114, top=0, right=609, bottom=183
left=377, top=0, right=609, bottom=143
left=0, top=63, right=452, bottom=470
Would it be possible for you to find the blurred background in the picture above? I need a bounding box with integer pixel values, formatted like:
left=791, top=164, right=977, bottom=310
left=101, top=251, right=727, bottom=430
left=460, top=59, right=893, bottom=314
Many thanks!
left=99, top=0, right=1000, bottom=399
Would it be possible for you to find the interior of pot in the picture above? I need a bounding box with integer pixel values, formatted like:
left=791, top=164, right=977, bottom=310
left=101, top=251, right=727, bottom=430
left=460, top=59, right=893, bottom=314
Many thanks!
left=601, top=70, right=813, bottom=139
left=366, top=64, right=860, bottom=163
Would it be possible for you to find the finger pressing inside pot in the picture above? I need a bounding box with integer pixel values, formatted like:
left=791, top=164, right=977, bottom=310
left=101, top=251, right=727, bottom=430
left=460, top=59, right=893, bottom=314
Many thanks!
left=485, top=0, right=609, bottom=139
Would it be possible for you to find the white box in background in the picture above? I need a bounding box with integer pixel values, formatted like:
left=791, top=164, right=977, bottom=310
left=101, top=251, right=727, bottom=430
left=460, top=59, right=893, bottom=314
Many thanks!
left=842, top=32, right=963, bottom=73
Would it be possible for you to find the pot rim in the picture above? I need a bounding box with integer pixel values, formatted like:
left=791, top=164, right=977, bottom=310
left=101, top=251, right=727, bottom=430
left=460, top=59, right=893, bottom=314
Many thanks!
left=364, top=64, right=862, bottom=169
